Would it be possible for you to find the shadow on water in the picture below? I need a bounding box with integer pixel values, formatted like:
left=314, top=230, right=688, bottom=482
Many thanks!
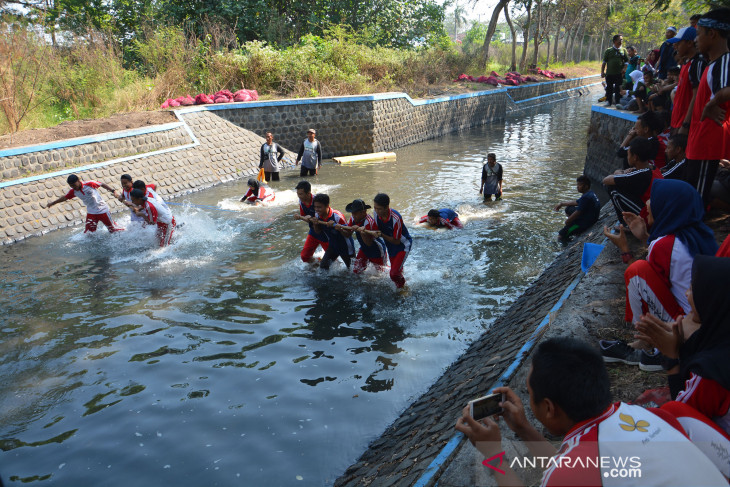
left=0, top=93, right=602, bottom=486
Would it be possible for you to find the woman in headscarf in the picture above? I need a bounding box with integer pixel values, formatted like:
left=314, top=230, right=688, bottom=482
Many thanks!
left=601, top=179, right=718, bottom=368
left=240, top=178, right=275, bottom=204
left=636, top=255, right=730, bottom=435
left=621, top=178, right=718, bottom=324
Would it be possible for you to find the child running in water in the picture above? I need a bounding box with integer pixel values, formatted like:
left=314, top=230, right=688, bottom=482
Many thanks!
left=47, top=174, right=123, bottom=233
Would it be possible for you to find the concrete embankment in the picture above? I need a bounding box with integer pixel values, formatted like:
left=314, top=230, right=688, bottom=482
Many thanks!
left=333, top=105, right=727, bottom=487
left=0, top=75, right=599, bottom=245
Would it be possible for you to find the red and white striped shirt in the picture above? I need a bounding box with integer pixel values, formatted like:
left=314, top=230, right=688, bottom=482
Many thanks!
left=142, top=198, right=173, bottom=225
left=677, top=373, right=730, bottom=437
left=65, top=181, right=109, bottom=215
left=541, top=402, right=726, bottom=486
left=647, top=235, right=693, bottom=313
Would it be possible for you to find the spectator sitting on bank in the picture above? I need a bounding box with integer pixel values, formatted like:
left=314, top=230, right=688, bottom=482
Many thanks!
left=617, top=70, right=645, bottom=110
left=618, top=110, right=667, bottom=170
left=662, top=133, right=689, bottom=179
left=644, top=49, right=660, bottom=73
left=554, top=175, right=601, bottom=241
left=454, top=337, right=728, bottom=487
left=605, top=137, right=662, bottom=225
left=710, top=159, right=730, bottom=212
left=600, top=179, right=717, bottom=368
left=632, top=70, right=657, bottom=113
left=419, top=209, right=464, bottom=229
left=657, top=26, right=679, bottom=79
left=648, top=66, right=680, bottom=112
left=635, top=256, right=730, bottom=437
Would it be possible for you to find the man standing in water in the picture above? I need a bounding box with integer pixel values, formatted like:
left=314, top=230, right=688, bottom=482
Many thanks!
left=480, top=153, right=503, bottom=201
left=294, top=180, right=328, bottom=263
left=47, top=174, right=123, bottom=233
left=260, top=131, right=285, bottom=182
left=373, top=193, right=412, bottom=290
left=295, top=129, right=322, bottom=177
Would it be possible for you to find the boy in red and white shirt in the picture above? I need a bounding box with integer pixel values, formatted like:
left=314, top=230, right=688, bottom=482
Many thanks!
left=685, top=9, right=730, bottom=205
left=47, top=174, right=123, bottom=233
left=455, top=338, right=727, bottom=487
left=130, top=189, right=176, bottom=247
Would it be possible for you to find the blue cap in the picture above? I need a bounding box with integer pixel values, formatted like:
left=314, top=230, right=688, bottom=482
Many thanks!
left=667, top=26, right=696, bottom=43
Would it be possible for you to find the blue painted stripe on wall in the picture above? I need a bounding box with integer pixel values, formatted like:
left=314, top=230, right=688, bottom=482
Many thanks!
left=513, top=82, right=602, bottom=104
left=591, top=105, right=638, bottom=122
left=0, top=122, right=184, bottom=158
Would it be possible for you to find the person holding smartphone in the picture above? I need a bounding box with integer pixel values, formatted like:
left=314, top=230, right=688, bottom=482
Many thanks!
left=455, top=337, right=728, bottom=486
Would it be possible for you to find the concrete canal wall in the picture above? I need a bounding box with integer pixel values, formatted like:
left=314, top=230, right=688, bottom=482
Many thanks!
left=0, top=75, right=599, bottom=245
left=582, top=105, right=637, bottom=182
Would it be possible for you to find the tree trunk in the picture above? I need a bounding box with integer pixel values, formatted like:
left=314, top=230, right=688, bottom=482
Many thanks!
left=570, top=13, right=583, bottom=62
left=519, top=0, right=532, bottom=71
left=578, top=23, right=586, bottom=62
left=554, top=3, right=567, bottom=64
left=479, top=0, right=510, bottom=70
left=531, top=0, right=542, bottom=68
left=504, top=6, right=517, bottom=71
left=562, top=21, right=572, bottom=62
left=597, top=24, right=606, bottom=61
left=587, top=34, right=594, bottom=62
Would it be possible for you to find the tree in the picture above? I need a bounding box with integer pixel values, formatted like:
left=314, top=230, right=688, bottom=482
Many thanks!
left=478, top=0, right=510, bottom=69
left=0, top=22, right=49, bottom=132
left=504, top=4, right=517, bottom=71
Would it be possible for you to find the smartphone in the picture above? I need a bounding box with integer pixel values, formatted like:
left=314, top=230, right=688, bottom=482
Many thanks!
left=469, top=393, right=504, bottom=421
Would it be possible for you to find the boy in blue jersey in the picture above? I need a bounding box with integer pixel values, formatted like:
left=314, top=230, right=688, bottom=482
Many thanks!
left=294, top=180, right=329, bottom=263
left=312, top=194, right=355, bottom=270
left=372, top=193, right=412, bottom=289
left=554, top=175, right=601, bottom=240
left=419, top=208, right=464, bottom=229
left=336, top=199, right=388, bottom=273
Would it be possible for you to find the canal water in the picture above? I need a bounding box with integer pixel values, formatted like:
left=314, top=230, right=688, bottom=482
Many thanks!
left=0, top=94, right=598, bottom=486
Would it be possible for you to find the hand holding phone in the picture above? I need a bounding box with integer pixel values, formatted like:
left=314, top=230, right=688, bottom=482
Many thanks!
left=469, top=393, right=504, bottom=421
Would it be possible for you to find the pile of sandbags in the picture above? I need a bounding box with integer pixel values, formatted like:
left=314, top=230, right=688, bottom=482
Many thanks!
left=453, top=71, right=540, bottom=86
left=161, top=89, right=259, bottom=109
left=536, top=68, right=566, bottom=79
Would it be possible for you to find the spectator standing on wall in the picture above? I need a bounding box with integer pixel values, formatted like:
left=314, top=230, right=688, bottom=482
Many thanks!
left=480, top=153, right=503, bottom=201
left=625, top=45, right=641, bottom=85
left=601, top=34, right=628, bottom=106
left=685, top=8, right=730, bottom=206
left=260, top=131, right=285, bottom=182
left=656, top=26, right=679, bottom=79
left=670, top=27, right=706, bottom=135
left=295, top=129, right=322, bottom=177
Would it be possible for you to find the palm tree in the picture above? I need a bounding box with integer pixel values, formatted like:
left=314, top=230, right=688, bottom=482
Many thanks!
left=452, top=3, right=468, bottom=40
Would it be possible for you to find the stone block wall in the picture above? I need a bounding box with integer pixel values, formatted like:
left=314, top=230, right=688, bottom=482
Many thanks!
left=208, top=100, right=375, bottom=159
left=0, top=125, right=190, bottom=182
left=370, top=94, right=506, bottom=151
left=0, top=75, right=601, bottom=244
left=507, top=76, right=598, bottom=101
left=583, top=106, right=637, bottom=182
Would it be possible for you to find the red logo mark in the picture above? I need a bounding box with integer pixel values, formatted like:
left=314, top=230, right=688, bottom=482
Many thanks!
left=482, top=451, right=506, bottom=475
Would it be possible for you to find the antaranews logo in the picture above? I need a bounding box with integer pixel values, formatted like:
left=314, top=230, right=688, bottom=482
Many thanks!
left=482, top=452, right=642, bottom=479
